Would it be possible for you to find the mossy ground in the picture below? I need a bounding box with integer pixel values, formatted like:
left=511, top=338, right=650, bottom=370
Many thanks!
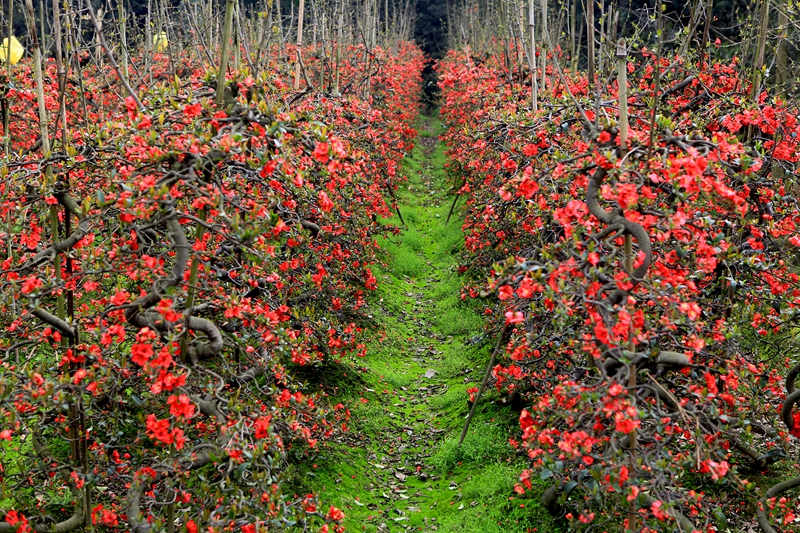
left=290, top=116, right=560, bottom=532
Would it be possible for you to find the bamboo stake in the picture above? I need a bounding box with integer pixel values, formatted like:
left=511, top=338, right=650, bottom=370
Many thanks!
left=646, top=1, right=662, bottom=162
left=38, top=0, right=45, bottom=59
left=294, top=0, right=305, bottom=90
left=617, top=38, right=627, bottom=151
left=86, top=0, right=143, bottom=110
left=335, top=0, right=342, bottom=94
left=459, top=324, right=511, bottom=446
left=233, top=0, right=240, bottom=70
left=146, top=0, right=152, bottom=84
left=586, top=0, right=595, bottom=94
left=118, top=0, right=127, bottom=77
left=570, top=0, right=576, bottom=71
left=701, top=0, right=713, bottom=66
left=516, top=2, right=524, bottom=69
left=276, top=0, right=285, bottom=60
left=215, top=0, right=235, bottom=104
left=53, top=0, right=68, bottom=149
left=529, top=0, right=538, bottom=111
left=750, top=0, right=770, bottom=103
left=25, top=0, right=50, bottom=159
left=4, top=0, right=13, bottom=157
left=624, top=234, right=637, bottom=533
left=776, top=0, right=788, bottom=97
left=540, top=0, right=547, bottom=94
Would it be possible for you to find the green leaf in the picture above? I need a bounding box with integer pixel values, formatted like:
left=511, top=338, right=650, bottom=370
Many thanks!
left=713, top=508, right=728, bottom=528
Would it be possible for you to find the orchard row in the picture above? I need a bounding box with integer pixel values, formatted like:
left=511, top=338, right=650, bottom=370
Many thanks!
left=438, top=46, right=800, bottom=532
left=0, top=45, right=422, bottom=532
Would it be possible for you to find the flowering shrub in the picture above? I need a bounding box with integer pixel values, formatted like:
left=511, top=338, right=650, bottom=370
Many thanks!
left=0, top=44, right=422, bottom=532
left=440, top=47, right=800, bottom=531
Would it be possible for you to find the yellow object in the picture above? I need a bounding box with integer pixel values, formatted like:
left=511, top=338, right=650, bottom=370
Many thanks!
left=153, top=31, right=169, bottom=53
left=0, top=36, right=24, bottom=65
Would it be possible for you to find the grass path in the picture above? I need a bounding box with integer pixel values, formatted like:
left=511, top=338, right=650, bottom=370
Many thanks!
left=294, top=115, right=558, bottom=533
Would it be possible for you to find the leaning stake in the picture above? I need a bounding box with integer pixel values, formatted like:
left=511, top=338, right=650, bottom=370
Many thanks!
left=459, top=323, right=510, bottom=446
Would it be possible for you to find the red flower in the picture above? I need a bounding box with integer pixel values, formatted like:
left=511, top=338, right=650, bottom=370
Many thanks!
left=261, top=160, right=278, bottom=178
left=145, top=414, right=172, bottom=444
left=326, top=506, right=345, bottom=521
left=131, top=343, right=154, bottom=366
left=72, top=368, right=87, bottom=385
left=650, top=500, right=670, bottom=521
left=183, top=103, right=203, bottom=118
left=125, top=96, right=138, bottom=119
left=168, top=394, right=195, bottom=419
left=520, top=409, right=534, bottom=430
left=5, top=510, right=28, bottom=532
left=21, top=276, right=43, bottom=295
left=145, top=414, right=185, bottom=449
left=110, top=290, right=130, bottom=306
left=137, top=115, right=152, bottom=130
left=254, top=416, right=271, bottom=439
left=319, top=191, right=334, bottom=212
left=618, top=465, right=629, bottom=486
left=517, top=168, right=539, bottom=198
left=91, top=505, right=119, bottom=527
left=313, top=142, right=330, bottom=163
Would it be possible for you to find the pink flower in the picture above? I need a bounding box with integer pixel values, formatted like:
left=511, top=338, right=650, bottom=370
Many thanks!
left=505, top=310, right=524, bottom=324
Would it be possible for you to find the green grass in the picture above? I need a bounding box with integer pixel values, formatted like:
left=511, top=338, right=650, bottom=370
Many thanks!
left=430, top=423, right=512, bottom=472
left=289, top=113, right=561, bottom=533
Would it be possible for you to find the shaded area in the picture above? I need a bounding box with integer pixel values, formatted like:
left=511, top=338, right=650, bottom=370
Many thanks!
left=414, top=0, right=448, bottom=108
